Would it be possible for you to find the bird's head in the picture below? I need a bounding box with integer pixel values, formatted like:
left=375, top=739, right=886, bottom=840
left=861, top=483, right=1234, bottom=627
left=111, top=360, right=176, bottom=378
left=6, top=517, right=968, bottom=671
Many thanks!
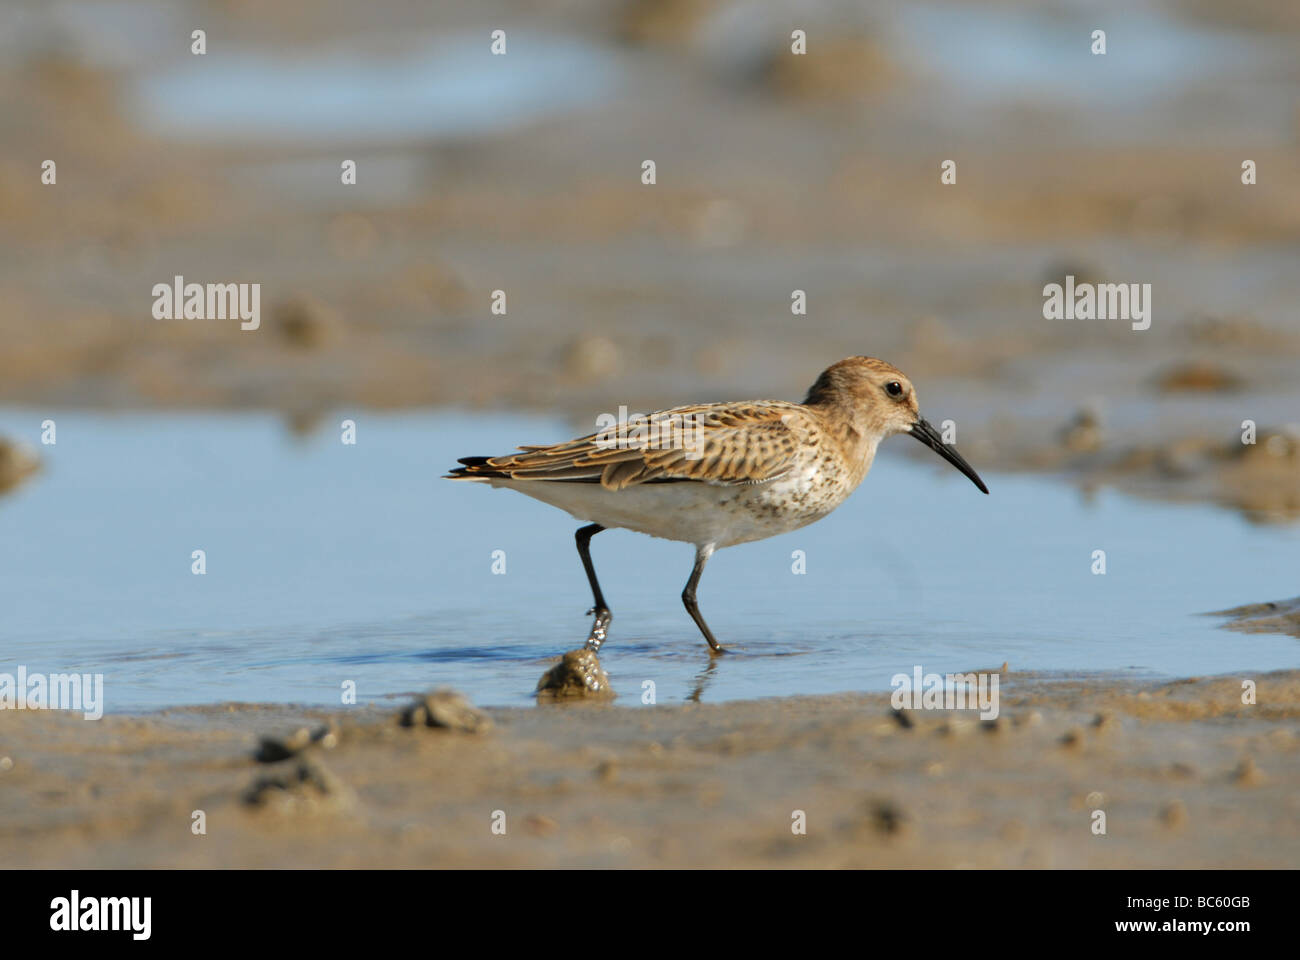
left=803, top=356, right=989, bottom=494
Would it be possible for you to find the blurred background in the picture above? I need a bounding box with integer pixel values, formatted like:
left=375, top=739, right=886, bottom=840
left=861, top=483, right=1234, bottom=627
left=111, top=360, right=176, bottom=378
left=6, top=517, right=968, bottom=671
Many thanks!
left=2, top=0, right=1299, bottom=519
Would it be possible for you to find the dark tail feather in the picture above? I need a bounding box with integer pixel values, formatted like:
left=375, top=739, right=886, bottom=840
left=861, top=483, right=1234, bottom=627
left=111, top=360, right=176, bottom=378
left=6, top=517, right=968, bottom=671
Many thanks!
left=444, top=456, right=508, bottom=479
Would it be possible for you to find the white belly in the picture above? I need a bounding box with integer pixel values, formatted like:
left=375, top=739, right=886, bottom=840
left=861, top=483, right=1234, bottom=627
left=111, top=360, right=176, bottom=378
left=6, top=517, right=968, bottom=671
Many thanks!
left=476, top=467, right=857, bottom=549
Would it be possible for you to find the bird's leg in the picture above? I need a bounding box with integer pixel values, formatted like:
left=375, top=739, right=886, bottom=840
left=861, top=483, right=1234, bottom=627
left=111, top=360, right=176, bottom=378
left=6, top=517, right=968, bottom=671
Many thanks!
left=575, top=524, right=612, bottom=651
left=682, top=543, right=725, bottom=655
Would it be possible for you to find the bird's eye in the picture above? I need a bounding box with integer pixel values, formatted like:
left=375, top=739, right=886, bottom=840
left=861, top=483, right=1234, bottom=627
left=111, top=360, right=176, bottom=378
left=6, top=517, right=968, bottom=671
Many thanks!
left=886, top=381, right=903, bottom=398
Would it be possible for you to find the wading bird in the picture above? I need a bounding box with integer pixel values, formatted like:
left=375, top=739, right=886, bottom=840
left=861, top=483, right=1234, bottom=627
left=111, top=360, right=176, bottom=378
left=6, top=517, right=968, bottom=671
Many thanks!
left=447, top=357, right=988, bottom=655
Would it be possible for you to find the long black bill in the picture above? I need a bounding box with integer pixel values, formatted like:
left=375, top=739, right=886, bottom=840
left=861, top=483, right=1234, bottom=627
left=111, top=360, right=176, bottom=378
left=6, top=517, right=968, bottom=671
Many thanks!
left=909, top=418, right=989, bottom=494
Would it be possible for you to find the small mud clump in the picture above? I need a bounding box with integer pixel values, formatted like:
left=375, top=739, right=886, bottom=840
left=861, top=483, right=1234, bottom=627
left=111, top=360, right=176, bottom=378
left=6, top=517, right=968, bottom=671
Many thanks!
left=243, top=758, right=355, bottom=814
left=0, top=437, right=40, bottom=494
left=1058, top=406, right=1104, bottom=453
left=273, top=295, right=341, bottom=349
left=537, top=649, right=615, bottom=701
left=1154, top=362, right=1243, bottom=393
left=399, top=689, right=493, bottom=732
left=1210, top=595, right=1300, bottom=639
left=254, top=722, right=339, bottom=762
left=1160, top=800, right=1188, bottom=829
left=864, top=799, right=909, bottom=838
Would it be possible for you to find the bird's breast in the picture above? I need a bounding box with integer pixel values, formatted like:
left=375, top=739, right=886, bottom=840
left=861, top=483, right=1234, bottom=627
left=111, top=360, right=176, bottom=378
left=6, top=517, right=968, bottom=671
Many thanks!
left=713, top=452, right=862, bottom=547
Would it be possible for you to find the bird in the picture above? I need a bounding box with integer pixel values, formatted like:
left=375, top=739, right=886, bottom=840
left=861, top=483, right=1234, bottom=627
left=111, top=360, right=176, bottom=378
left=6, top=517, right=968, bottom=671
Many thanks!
left=445, top=356, right=988, bottom=655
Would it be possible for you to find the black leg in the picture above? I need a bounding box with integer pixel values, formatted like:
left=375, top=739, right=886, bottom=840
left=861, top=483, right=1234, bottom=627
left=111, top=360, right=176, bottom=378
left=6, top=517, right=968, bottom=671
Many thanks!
left=576, top=524, right=612, bottom=651
left=682, top=544, right=724, bottom=654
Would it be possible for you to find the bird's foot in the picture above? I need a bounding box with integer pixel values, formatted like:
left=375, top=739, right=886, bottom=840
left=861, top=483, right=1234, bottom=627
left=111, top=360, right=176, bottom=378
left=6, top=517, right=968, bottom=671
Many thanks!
left=583, top=607, right=612, bottom=652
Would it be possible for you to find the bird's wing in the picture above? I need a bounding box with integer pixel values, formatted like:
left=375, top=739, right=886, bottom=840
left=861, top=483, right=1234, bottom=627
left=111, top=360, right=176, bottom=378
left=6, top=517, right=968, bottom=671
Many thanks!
left=449, top=402, right=807, bottom=490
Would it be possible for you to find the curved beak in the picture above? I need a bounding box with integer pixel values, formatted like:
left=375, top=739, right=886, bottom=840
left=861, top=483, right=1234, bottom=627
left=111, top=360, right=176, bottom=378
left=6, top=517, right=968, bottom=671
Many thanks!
left=909, top=418, right=989, bottom=494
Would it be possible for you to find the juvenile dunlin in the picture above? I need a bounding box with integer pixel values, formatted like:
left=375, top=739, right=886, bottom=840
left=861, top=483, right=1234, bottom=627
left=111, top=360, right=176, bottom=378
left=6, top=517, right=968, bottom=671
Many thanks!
left=446, top=356, right=987, bottom=654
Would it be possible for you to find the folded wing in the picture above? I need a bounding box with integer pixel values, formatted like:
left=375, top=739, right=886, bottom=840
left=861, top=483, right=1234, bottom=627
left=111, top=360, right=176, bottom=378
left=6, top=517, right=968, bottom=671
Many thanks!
left=446, top=402, right=806, bottom=490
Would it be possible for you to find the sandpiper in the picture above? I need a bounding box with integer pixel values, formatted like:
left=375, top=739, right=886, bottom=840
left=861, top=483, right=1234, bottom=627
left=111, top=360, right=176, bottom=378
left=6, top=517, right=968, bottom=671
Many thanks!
left=446, top=356, right=988, bottom=655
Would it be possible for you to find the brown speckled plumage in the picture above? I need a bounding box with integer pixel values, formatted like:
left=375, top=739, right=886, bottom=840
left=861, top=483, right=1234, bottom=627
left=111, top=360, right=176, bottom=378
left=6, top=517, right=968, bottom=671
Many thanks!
left=447, top=357, right=987, bottom=654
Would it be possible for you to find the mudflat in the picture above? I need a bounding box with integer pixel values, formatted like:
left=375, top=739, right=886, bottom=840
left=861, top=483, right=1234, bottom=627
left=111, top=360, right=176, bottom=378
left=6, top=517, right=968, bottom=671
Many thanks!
left=2, top=670, right=1296, bottom=868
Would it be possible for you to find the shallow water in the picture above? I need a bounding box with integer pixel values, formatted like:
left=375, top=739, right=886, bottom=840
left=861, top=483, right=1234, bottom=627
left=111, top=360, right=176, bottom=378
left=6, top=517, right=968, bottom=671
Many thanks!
left=37, top=0, right=1269, bottom=149
left=896, top=1, right=1261, bottom=106
left=131, top=32, right=622, bottom=142
left=0, top=410, right=1296, bottom=711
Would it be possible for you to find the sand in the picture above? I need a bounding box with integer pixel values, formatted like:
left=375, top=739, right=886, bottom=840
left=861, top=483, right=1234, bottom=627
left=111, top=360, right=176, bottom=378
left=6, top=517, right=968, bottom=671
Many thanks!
left=2, top=668, right=1297, bottom=868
